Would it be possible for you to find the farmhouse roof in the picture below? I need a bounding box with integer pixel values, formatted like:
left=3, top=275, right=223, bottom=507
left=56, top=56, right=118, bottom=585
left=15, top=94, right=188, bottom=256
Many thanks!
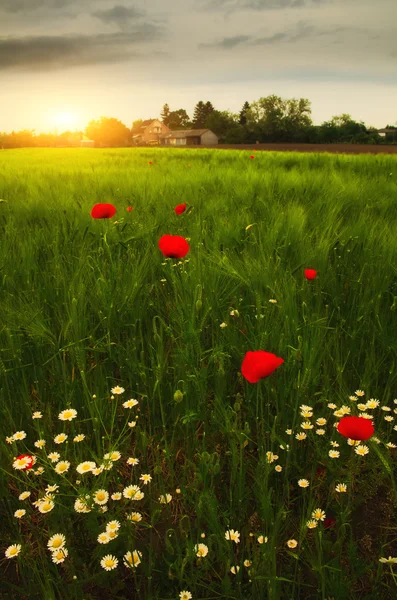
left=159, top=129, right=211, bottom=139
left=131, top=119, right=158, bottom=133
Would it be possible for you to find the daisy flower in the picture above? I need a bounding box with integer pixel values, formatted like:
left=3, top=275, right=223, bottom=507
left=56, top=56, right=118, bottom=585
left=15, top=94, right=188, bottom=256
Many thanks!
left=123, top=485, right=141, bottom=499
left=76, top=461, right=96, bottom=474
left=307, top=520, right=318, bottom=529
left=335, top=483, right=347, bottom=493
left=54, top=433, right=68, bottom=444
left=103, top=451, right=121, bottom=462
left=355, top=445, right=369, bottom=456
left=298, top=479, right=310, bottom=488
left=100, top=554, right=118, bottom=571
left=355, top=390, right=365, bottom=397
left=139, top=474, right=152, bottom=485
left=51, top=548, right=68, bottom=564
left=14, top=509, right=26, bottom=519
left=13, top=431, right=27, bottom=441
left=379, top=556, right=397, bottom=564
left=329, top=450, right=340, bottom=458
left=286, top=540, right=298, bottom=549
left=275, top=465, right=282, bottom=472
left=301, top=422, right=313, bottom=430
left=123, top=550, right=142, bottom=568
left=128, top=421, right=137, bottom=428
left=19, top=491, right=31, bottom=501
left=123, top=399, right=139, bottom=409
left=58, top=408, right=77, bottom=421
left=126, top=512, right=142, bottom=522
left=111, top=492, right=122, bottom=501
left=225, top=529, right=240, bottom=544
left=230, top=566, right=240, bottom=574
left=34, top=440, right=46, bottom=449
left=38, top=500, right=55, bottom=514
left=106, top=520, right=121, bottom=532
left=48, top=452, right=61, bottom=462
left=97, top=532, right=110, bottom=544
left=111, top=386, right=125, bottom=395
left=159, top=493, right=172, bottom=504
left=93, top=490, right=109, bottom=505
left=179, top=591, right=192, bottom=600
left=316, top=429, right=326, bottom=435
left=127, top=457, right=139, bottom=466
left=312, top=509, right=326, bottom=521
left=257, top=535, right=268, bottom=544
left=73, top=434, right=85, bottom=442
left=194, top=543, right=208, bottom=557
left=55, top=461, right=70, bottom=474
left=47, top=534, right=66, bottom=551
left=296, top=432, right=307, bottom=441
left=32, top=412, right=43, bottom=419
left=5, top=544, right=22, bottom=559
left=316, top=418, right=327, bottom=426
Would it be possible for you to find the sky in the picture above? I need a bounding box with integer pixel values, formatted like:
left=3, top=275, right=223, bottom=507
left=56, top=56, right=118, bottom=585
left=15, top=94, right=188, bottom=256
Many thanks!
left=0, top=0, right=396, bottom=133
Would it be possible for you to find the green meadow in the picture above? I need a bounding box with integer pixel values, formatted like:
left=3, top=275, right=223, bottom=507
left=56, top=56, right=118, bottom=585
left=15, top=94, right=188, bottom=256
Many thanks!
left=1, top=147, right=397, bottom=600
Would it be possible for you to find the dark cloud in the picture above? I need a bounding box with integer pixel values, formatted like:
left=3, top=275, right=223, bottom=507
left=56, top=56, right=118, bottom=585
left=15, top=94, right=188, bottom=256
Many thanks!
left=200, top=34, right=251, bottom=48
left=0, top=27, right=165, bottom=71
left=201, top=0, right=330, bottom=12
left=200, top=21, right=369, bottom=49
left=92, top=5, right=146, bottom=29
left=0, top=0, right=89, bottom=12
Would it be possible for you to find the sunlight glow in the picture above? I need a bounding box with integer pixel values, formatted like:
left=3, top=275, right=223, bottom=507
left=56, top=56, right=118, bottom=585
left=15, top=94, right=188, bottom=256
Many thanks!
left=51, top=111, right=79, bottom=131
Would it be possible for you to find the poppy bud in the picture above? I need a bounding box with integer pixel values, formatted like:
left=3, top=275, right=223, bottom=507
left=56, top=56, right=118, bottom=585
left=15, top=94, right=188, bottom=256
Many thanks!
left=174, top=390, right=183, bottom=403
left=196, top=299, right=202, bottom=312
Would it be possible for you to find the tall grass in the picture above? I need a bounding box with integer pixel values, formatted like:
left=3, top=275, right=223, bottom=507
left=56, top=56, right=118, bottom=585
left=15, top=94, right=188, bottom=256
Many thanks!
left=1, top=148, right=397, bottom=599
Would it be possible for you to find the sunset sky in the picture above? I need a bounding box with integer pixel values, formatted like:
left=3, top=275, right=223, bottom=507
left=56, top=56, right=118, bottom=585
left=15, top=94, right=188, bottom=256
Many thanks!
left=1, top=0, right=396, bottom=133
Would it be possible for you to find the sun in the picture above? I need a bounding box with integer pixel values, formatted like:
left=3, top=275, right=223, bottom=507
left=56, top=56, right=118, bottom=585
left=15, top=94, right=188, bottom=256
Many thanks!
left=52, top=111, right=78, bottom=131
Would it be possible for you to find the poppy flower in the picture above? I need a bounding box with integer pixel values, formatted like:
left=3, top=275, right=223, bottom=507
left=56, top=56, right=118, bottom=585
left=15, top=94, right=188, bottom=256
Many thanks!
left=158, top=235, right=189, bottom=259
left=324, top=517, right=336, bottom=529
left=175, top=203, right=186, bottom=215
left=337, top=416, right=374, bottom=441
left=15, top=454, right=34, bottom=470
left=91, top=204, right=116, bottom=219
left=250, top=155, right=255, bottom=159
left=304, top=269, right=317, bottom=280
left=149, top=161, right=153, bottom=165
left=241, top=350, right=284, bottom=384
left=126, top=206, right=134, bottom=212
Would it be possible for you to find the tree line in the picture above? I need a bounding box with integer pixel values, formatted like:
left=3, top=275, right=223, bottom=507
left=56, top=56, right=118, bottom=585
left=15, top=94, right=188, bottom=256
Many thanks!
left=1, top=96, right=396, bottom=148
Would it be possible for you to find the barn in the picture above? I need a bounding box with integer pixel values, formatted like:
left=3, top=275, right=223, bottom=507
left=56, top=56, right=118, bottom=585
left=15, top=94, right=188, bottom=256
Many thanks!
left=159, top=129, right=218, bottom=146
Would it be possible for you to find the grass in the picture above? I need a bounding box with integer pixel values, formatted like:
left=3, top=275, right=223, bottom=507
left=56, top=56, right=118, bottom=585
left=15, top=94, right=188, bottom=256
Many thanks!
left=1, top=147, right=397, bottom=600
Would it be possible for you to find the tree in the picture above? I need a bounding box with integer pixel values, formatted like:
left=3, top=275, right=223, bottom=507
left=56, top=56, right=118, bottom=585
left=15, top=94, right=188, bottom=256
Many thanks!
left=245, top=95, right=312, bottom=142
left=193, top=101, right=215, bottom=129
left=239, top=101, right=250, bottom=125
left=132, top=119, right=143, bottom=130
left=85, top=117, right=130, bottom=147
left=168, top=109, right=191, bottom=130
left=160, top=104, right=171, bottom=126
left=204, top=110, right=241, bottom=142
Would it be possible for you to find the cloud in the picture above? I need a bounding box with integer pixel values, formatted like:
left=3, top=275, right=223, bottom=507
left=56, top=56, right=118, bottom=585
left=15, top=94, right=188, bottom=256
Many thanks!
left=200, top=21, right=372, bottom=49
left=201, top=0, right=330, bottom=12
left=92, top=5, right=146, bottom=30
left=200, top=34, right=251, bottom=48
left=0, top=27, right=165, bottom=71
left=0, top=0, right=90, bottom=12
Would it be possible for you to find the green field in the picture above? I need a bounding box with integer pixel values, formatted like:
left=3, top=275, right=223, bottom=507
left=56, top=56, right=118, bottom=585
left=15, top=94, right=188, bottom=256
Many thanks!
left=1, top=147, right=397, bottom=600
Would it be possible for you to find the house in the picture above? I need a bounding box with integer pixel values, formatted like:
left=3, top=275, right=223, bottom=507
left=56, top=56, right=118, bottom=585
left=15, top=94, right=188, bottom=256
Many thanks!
left=80, top=136, right=94, bottom=148
left=131, top=119, right=170, bottom=144
left=159, top=129, right=219, bottom=146
left=376, top=128, right=397, bottom=141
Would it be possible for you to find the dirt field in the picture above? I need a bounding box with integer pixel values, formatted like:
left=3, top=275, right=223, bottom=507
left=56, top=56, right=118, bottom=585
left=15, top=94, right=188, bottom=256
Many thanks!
left=189, top=143, right=397, bottom=155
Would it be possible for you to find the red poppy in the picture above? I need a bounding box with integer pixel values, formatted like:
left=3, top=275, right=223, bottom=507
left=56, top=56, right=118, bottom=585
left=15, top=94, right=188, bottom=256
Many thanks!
left=241, top=350, right=284, bottom=383
left=158, top=234, right=190, bottom=258
left=149, top=161, right=153, bottom=165
left=337, top=416, right=374, bottom=441
left=175, top=203, right=187, bottom=215
left=304, top=269, right=317, bottom=280
left=91, top=204, right=116, bottom=219
left=324, top=517, right=336, bottom=529
left=126, top=206, right=134, bottom=212
left=250, top=155, right=255, bottom=159
left=15, top=454, right=34, bottom=470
